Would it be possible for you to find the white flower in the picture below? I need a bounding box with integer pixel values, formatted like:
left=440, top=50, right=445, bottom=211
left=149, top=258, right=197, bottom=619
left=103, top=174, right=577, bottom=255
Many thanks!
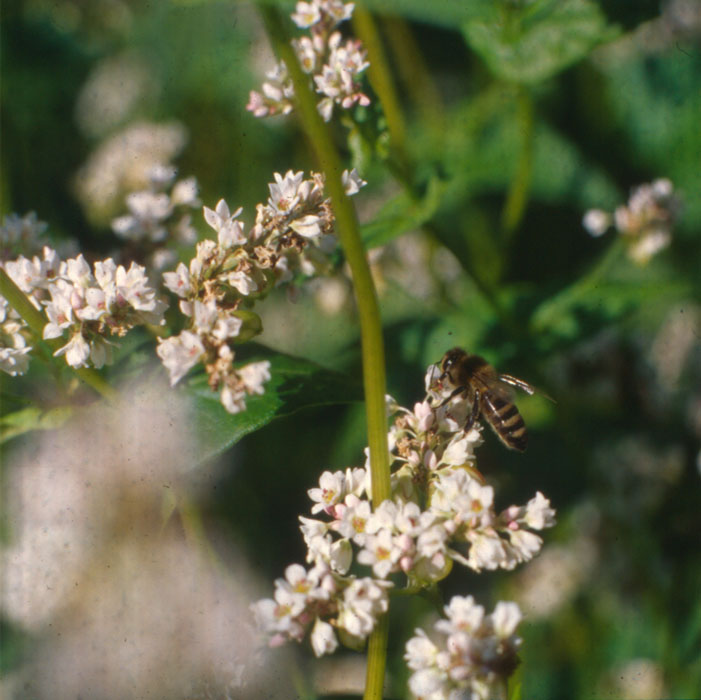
left=247, top=62, right=295, bottom=118
left=4, top=247, right=61, bottom=297
left=0, top=211, right=48, bottom=251
left=341, top=168, right=366, bottom=195
left=65, top=254, right=94, bottom=288
left=308, top=469, right=348, bottom=514
left=507, top=529, right=543, bottom=564
left=226, top=269, right=258, bottom=296
left=148, top=163, right=178, bottom=188
left=523, top=491, right=556, bottom=530
left=289, top=214, right=323, bottom=239
left=337, top=577, right=390, bottom=639
left=171, top=176, right=200, bottom=207
left=585, top=178, right=678, bottom=264
left=437, top=595, right=484, bottom=635
left=629, top=229, right=671, bottom=264
left=115, top=262, right=167, bottom=320
left=344, top=466, right=368, bottom=496
left=491, top=601, right=522, bottom=638
left=128, top=190, right=173, bottom=222
left=462, top=530, right=510, bottom=572
left=0, top=299, right=32, bottom=375
left=431, top=469, right=493, bottom=525
left=291, top=1, right=321, bottom=28
left=405, top=628, right=440, bottom=671
left=156, top=331, right=205, bottom=386
left=415, top=523, right=448, bottom=562
left=292, top=35, right=322, bottom=73
left=332, top=494, right=372, bottom=543
left=220, top=385, right=247, bottom=414
left=267, top=170, right=307, bottom=215
left=239, top=360, right=271, bottom=395
left=203, top=199, right=246, bottom=248
left=163, top=262, right=192, bottom=298
left=582, top=209, right=611, bottom=237
left=313, top=36, right=370, bottom=121
left=365, top=499, right=399, bottom=534
left=357, top=528, right=401, bottom=578
left=54, top=331, right=91, bottom=368
left=0, top=343, right=31, bottom=376
left=440, top=434, right=477, bottom=466
left=310, top=618, right=338, bottom=657
left=406, top=596, right=523, bottom=699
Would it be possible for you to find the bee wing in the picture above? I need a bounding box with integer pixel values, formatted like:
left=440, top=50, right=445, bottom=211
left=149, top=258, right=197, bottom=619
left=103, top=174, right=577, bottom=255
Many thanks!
left=499, top=374, right=555, bottom=402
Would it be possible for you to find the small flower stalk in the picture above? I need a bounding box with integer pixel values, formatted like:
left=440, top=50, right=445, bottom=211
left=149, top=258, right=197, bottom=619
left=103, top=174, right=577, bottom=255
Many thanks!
left=248, top=0, right=370, bottom=122
left=253, top=360, right=555, bottom=699
left=583, top=178, right=680, bottom=264
left=157, top=168, right=366, bottom=413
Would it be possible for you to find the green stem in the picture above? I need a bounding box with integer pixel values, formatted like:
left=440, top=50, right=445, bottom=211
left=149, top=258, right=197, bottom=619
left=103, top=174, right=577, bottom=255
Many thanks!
left=178, top=493, right=226, bottom=572
left=352, top=8, right=409, bottom=176
left=258, top=8, right=391, bottom=699
left=382, top=16, right=444, bottom=128
left=531, top=239, right=626, bottom=333
left=0, top=267, right=116, bottom=401
left=501, top=88, right=534, bottom=240
left=364, top=611, right=389, bottom=699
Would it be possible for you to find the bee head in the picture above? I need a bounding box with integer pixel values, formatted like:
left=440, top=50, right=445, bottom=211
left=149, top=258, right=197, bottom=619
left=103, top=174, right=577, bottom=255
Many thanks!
left=438, top=348, right=468, bottom=386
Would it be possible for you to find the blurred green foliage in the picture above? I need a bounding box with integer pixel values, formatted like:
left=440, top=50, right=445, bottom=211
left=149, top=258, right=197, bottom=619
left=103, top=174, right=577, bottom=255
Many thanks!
left=2, top=0, right=700, bottom=698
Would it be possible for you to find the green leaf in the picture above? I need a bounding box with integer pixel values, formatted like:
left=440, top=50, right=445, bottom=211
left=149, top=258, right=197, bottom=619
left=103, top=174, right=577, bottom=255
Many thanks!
left=596, top=46, right=701, bottom=227
left=509, top=664, right=524, bottom=700
left=531, top=252, right=691, bottom=348
left=0, top=406, right=74, bottom=445
left=361, top=175, right=444, bottom=249
left=462, top=0, right=618, bottom=84
left=187, top=353, right=362, bottom=463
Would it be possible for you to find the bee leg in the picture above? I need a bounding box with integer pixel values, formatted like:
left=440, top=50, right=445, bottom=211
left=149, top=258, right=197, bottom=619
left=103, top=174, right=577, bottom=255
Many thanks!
left=439, top=385, right=466, bottom=407
left=463, top=390, right=481, bottom=433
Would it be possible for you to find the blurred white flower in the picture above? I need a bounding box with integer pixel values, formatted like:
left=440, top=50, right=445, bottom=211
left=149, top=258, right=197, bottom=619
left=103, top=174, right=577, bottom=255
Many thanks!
left=74, top=51, right=157, bottom=138
left=406, top=596, right=522, bottom=700
left=582, top=178, right=680, bottom=264
left=73, top=121, right=187, bottom=224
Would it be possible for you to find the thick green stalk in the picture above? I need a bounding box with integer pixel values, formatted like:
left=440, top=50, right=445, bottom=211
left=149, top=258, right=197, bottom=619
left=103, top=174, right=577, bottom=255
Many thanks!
left=0, top=267, right=116, bottom=400
left=352, top=8, right=408, bottom=175
left=259, top=8, right=391, bottom=698
left=259, top=6, right=391, bottom=503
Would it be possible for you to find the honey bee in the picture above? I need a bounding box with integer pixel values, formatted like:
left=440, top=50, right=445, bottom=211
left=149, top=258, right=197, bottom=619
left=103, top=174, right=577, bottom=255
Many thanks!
left=435, top=348, right=548, bottom=452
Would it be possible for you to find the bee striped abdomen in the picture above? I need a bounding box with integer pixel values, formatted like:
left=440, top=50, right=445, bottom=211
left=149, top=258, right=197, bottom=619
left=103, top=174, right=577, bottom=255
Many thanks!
left=482, top=394, right=528, bottom=452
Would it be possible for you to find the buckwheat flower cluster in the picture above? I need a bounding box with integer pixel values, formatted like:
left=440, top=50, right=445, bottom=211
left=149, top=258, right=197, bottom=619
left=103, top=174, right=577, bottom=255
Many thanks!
left=405, top=596, right=523, bottom=700
left=247, top=0, right=370, bottom=122
left=582, top=178, right=680, bottom=264
left=1, top=242, right=64, bottom=375
left=0, top=295, right=32, bottom=376
left=251, top=562, right=391, bottom=658
left=43, top=255, right=167, bottom=368
left=158, top=168, right=365, bottom=413
left=252, top=361, right=555, bottom=662
left=0, top=211, right=48, bottom=261
left=111, top=164, right=201, bottom=271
